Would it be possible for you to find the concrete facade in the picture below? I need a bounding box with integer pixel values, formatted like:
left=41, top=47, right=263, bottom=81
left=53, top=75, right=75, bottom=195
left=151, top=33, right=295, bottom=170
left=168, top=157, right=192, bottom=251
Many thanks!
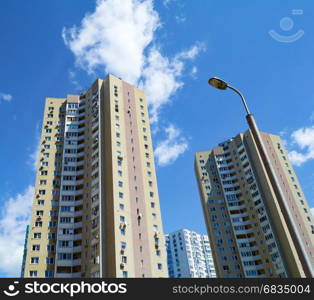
left=23, top=74, right=168, bottom=278
left=195, top=130, right=314, bottom=278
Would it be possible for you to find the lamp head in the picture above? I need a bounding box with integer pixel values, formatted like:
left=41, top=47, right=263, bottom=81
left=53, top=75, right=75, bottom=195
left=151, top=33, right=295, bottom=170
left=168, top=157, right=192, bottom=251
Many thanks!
left=208, top=77, right=228, bottom=90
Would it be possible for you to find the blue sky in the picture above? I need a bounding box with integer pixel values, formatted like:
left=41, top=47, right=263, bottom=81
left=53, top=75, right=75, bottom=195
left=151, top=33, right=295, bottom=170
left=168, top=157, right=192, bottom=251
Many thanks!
left=1, top=0, right=314, bottom=277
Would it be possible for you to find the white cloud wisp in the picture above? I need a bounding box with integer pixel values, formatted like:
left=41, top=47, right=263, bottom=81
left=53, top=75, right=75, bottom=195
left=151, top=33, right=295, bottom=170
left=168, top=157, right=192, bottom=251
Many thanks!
left=154, top=124, right=188, bottom=166
left=288, top=126, right=314, bottom=166
left=0, top=92, right=12, bottom=103
left=0, top=186, right=33, bottom=277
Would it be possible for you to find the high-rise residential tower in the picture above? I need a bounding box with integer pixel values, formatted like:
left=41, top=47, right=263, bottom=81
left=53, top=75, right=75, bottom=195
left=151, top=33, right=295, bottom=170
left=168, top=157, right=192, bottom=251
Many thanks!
left=195, top=130, right=314, bottom=278
left=166, top=229, right=216, bottom=278
left=23, top=74, right=168, bottom=278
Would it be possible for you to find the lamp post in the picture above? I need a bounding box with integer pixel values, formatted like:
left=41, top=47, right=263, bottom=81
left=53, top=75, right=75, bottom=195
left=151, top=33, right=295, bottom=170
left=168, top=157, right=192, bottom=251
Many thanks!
left=208, top=77, right=313, bottom=278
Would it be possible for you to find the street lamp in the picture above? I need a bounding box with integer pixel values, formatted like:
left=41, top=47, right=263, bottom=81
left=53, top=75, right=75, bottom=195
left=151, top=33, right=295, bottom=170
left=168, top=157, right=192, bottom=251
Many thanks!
left=208, top=77, right=314, bottom=278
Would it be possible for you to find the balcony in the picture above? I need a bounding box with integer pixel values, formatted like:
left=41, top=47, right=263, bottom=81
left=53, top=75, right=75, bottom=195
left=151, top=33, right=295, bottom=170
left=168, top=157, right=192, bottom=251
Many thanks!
left=73, top=259, right=81, bottom=266
left=56, top=272, right=81, bottom=278
left=74, top=221, right=83, bottom=229
left=74, top=210, right=83, bottom=217
left=74, top=199, right=84, bottom=206
left=59, top=201, right=75, bottom=207
left=58, top=223, right=75, bottom=229
left=59, top=211, right=75, bottom=218
left=76, top=160, right=85, bottom=167
left=56, top=260, right=73, bottom=267
left=58, top=233, right=82, bottom=240
left=60, top=190, right=83, bottom=197
left=56, top=258, right=81, bottom=267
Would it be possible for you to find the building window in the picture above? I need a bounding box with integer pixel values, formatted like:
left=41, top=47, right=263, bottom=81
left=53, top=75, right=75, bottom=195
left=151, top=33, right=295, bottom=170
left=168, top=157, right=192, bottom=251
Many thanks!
left=45, top=271, right=54, bottom=278
left=29, top=271, right=38, bottom=277
left=48, top=233, right=56, bottom=240
left=30, top=257, right=39, bottom=264
left=157, top=263, right=162, bottom=270
left=35, top=222, right=42, bottom=227
left=46, top=257, right=54, bottom=264
left=33, top=233, right=41, bottom=239
left=32, top=245, right=40, bottom=251
left=47, top=245, right=55, bottom=252
left=48, top=221, right=57, bottom=228
left=122, top=271, right=128, bottom=278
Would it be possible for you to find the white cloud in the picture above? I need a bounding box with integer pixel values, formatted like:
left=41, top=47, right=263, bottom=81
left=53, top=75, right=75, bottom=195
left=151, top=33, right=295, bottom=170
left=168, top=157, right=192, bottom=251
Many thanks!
left=162, top=0, right=172, bottom=7
left=62, top=0, right=159, bottom=85
left=175, top=15, right=186, bottom=24
left=190, top=66, right=198, bottom=79
left=140, top=47, right=184, bottom=123
left=141, top=42, right=204, bottom=123
left=69, top=70, right=82, bottom=91
left=0, top=186, right=34, bottom=277
left=175, top=43, right=204, bottom=60
left=155, top=124, right=188, bottom=166
left=62, top=0, right=204, bottom=123
left=288, top=126, right=314, bottom=166
left=0, top=92, right=12, bottom=103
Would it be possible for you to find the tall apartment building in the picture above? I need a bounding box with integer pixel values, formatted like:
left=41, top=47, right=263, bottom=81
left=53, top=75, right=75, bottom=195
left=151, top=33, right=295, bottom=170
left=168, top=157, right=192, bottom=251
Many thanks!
left=166, top=229, right=216, bottom=278
left=195, top=130, right=314, bottom=278
left=23, top=74, right=168, bottom=278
